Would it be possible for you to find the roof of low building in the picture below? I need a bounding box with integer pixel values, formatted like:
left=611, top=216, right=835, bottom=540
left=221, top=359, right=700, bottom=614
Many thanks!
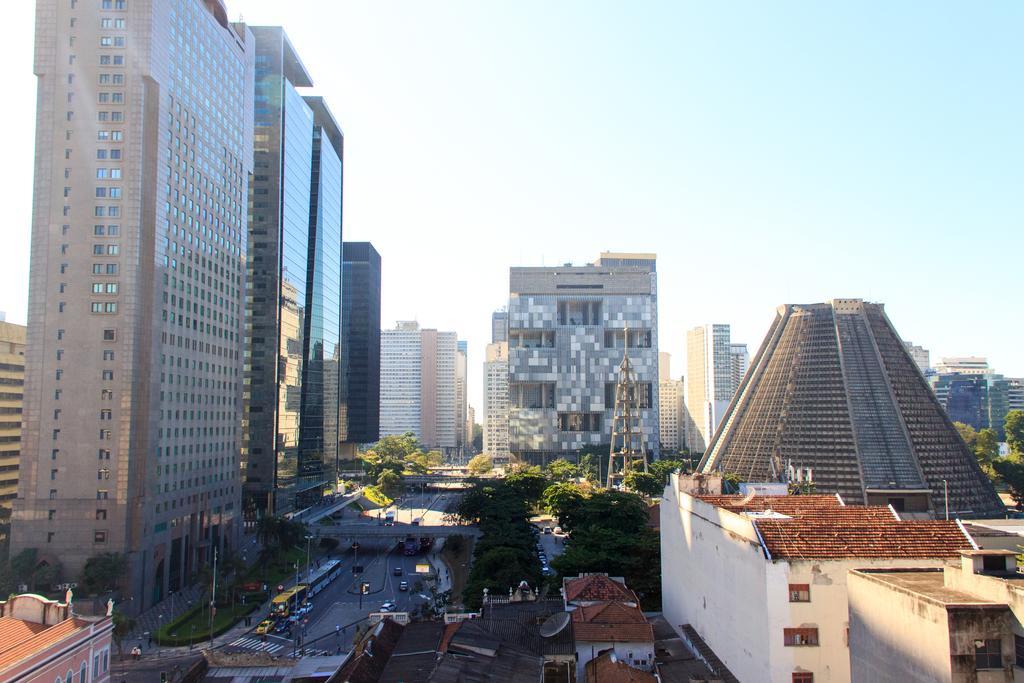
left=571, top=601, right=648, bottom=625
left=477, top=599, right=575, bottom=656
left=570, top=600, right=654, bottom=644
left=0, top=617, right=92, bottom=672
left=564, top=574, right=638, bottom=604
left=754, top=518, right=974, bottom=560
left=849, top=568, right=1009, bottom=608
left=330, top=619, right=404, bottom=683
left=696, top=493, right=973, bottom=560
left=378, top=622, right=444, bottom=683
left=430, top=620, right=543, bottom=683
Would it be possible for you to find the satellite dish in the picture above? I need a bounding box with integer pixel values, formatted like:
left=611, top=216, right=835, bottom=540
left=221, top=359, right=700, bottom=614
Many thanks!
left=539, top=612, right=570, bottom=638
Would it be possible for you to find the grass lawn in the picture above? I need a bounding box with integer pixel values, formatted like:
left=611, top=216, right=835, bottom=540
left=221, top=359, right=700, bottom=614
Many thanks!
left=246, top=546, right=307, bottom=588
left=155, top=602, right=256, bottom=645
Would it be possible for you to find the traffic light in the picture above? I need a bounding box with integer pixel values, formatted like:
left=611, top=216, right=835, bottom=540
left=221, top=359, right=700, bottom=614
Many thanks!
left=160, top=673, right=167, bottom=683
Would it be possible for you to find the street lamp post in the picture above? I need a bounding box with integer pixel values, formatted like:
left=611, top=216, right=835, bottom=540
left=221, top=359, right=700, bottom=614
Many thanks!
left=304, top=534, right=313, bottom=582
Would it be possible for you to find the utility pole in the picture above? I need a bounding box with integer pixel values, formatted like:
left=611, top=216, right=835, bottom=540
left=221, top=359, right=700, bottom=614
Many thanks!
left=208, top=547, right=218, bottom=645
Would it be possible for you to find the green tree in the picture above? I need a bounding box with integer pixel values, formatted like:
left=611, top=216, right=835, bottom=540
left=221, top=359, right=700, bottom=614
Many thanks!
left=995, top=457, right=1024, bottom=508
left=371, top=433, right=421, bottom=460
left=649, top=459, right=687, bottom=481
left=545, top=458, right=578, bottom=482
left=623, top=471, right=663, bottom=498
left=377, top=470, right=405, bottom=498
left=111, top=610, right=136, bottom=658
left=1006, top=410, right=1024, bottom=456
left=954, top=422, right=978, bottom=450
left=467, top=453, right=493, bottom=475
left=577, top=454, right=600, bottom=484
left=542, top=482, right=587, bottom=522
left=80, top=553, right=128, bottom=595
left=975, top=428, right=1000, bottom=474
left=504, top=466, right=549, bottom=505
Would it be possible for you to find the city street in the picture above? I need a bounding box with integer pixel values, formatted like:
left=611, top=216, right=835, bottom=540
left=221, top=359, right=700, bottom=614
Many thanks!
left=222, top=489, right=460, bottom=657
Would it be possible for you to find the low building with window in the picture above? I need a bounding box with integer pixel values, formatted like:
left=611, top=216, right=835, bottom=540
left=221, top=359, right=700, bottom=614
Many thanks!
left=848, top=549, right=1024, bottom=682
left=660, top=474, right=975, bottom=683
left=0, top=593, right=112, bottom=683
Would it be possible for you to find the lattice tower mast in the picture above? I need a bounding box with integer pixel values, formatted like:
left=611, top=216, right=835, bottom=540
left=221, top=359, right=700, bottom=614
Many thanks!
left=607, top=328, right=648, bottom=488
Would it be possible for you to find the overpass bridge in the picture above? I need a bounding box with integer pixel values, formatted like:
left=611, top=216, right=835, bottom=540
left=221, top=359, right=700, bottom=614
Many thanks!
left=316, top=522, right=479, bottom=540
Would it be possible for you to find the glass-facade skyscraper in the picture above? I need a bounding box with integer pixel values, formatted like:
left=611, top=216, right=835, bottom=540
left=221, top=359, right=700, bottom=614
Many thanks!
left=242, top=27, right=343, bottom=518
left=340, top=242, right=382, bottom=450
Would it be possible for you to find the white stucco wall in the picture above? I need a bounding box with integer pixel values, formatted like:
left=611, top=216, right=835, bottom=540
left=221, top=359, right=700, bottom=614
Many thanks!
left=662, top=475, right=955, bottom=683
left=661, top=476, right=772, bottom=683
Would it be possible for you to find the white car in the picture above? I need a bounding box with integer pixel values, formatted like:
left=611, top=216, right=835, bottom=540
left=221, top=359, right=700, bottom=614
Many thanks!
left=380, top=601, right=397, bottom=612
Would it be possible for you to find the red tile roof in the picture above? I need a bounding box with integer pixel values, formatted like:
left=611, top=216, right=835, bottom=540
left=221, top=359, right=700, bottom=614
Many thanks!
left=564, top=574, right=638, bottom=604
left=0, top=617, right=90, bottom=672
left=571, top=601, right=654, bottom=643
left=696, top=494, right=973, bottom=560
left=753, top=519, right=973, bottom=560
left=572, top=601, right=648, bottom=625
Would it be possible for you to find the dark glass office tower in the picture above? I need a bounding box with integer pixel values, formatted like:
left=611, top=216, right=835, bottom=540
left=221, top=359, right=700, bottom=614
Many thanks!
left=242, top=27, right=343, bottom=518
left=297, top=97, right=344, bottom=508
left=341, top=242, right=382, bottom=452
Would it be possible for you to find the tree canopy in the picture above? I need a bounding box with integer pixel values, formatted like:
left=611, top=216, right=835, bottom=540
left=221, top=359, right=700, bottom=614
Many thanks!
left=466, top=453, right=494, bottom=475
left=623, top=471, right=663, bottom=498
left=80, top=553, right=128, bottom=595
left=1006, top=410, right=1024, bottom=456
left=504, top=466, right=549, bottom=506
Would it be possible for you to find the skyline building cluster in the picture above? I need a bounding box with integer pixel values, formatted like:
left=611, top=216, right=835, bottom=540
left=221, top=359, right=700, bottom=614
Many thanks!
left=10, top=1, right=382, bottom=613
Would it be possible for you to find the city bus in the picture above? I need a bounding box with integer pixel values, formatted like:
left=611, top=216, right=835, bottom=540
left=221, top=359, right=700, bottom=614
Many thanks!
left=270, top=584, right=309, bottom=618
left=307, top=559, right=343, bottom=596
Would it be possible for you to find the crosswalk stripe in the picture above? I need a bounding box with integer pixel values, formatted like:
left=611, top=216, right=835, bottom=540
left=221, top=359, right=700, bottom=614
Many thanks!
left=229, top=636, right=284, bottom=653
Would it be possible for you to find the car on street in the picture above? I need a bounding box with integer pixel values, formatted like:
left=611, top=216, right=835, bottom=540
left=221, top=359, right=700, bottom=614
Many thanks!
left=553, top=526, right=563, bottom=535
left=380, top=601, right=397, bottom=612
left=296, top=602, right=313, bottom=617
left=543, top=526, right=552, bottom=534
left=542, top=567, right=554, bottom=576
left=399, top=581, right=409, bottom=591
left=393, top=567, right=403, bottom=576
left=274, top=620, right=292, bottom=635
left=255, top=619, right=275, bottom=635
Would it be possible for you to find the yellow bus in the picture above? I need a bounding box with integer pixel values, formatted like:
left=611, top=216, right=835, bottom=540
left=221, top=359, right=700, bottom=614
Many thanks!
left=270, top=584, right=309, bottom=618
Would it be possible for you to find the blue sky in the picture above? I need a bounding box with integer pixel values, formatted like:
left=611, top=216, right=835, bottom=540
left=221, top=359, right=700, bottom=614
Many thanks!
left=2, top=1, right=1021, bottom=411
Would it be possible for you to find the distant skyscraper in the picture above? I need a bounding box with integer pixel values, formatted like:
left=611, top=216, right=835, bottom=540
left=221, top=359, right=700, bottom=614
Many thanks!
left=241, top=27, right=343, bottom=519
left=700, top=299, right=1002, bottom=517
left=658, top=353, right=684, bottom=454
left=729, top=343, right=749, bottom=392
left=483, top=341, right=510, bottom=463
left=455, top=341, right=468, bottom=453
left=466, top=406, right=476, bottom=455
left=507, top=254, right=659, bottom=464
left=13, top=0, right=253, bottom=611
left=934, top=357, right=990, bottom=375
left=380, top=322, right=458, bottom=452
left=903, top=341, right=931, bottom=375
left=0, top=322, right=25, bottom=536
left=491, top=310, right=508, bottom=343
left=340, top=242, right=381, bottom=453
left=1009, top=379, right=1024, bottom=413
left=685, top=324, right=734, bottom=453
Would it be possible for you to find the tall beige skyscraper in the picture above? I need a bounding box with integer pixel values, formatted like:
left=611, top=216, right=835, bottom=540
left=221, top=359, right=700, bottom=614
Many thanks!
left=657, top=352, right=684, bottom=454
left=380, top=322, right=459, bottom=452
left=685, top=324, right=734, bottom=453
left=483, top=341, right=510, bottom=463
left=455, top=341, right=468, bottom=454
left=12, top=0, right=253, bottom=613
left=0, top=321, right=27, bottom=534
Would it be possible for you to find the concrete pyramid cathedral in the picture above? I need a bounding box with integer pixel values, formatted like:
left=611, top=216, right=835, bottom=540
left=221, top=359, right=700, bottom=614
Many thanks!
left=699, top=299, right=1003, bottom=517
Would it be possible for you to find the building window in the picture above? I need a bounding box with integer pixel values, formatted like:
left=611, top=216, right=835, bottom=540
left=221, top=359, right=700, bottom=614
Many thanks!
left=96, top=509, right=107, bottom=520
left=604, top=328, right=652, bottom=349
left=789, top=584, right=811, bottom=602
left=94, top=531, right=107, bottom=543
left=558, top=412, right=602, bottom=432
left=975, top=638, right=1002, bottom=670
left=792, top=674, right=813, bottom=683
left=557, top=300, right=601, bottom=326
left=783, top=628, right=819, bottom=646
left=604, top=382, right=654, bottom=408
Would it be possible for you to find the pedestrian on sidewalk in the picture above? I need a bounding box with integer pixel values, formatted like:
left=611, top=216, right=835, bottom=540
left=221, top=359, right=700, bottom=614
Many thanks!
left=147, top=634, right=153, bottom=648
